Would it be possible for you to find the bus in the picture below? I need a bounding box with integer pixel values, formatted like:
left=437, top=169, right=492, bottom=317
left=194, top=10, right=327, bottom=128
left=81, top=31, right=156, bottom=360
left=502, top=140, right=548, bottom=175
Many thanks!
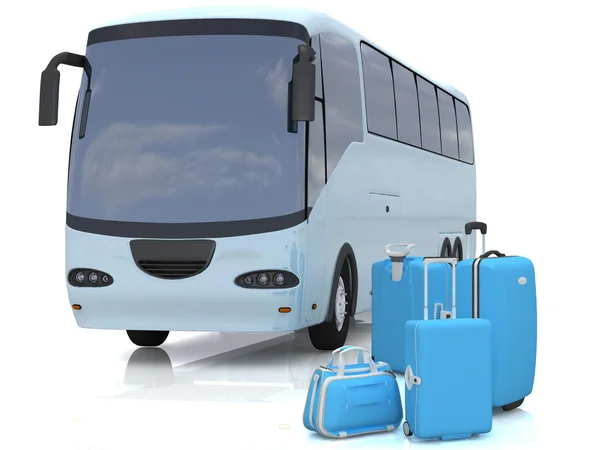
left=38, top=6, right=476, bottom=350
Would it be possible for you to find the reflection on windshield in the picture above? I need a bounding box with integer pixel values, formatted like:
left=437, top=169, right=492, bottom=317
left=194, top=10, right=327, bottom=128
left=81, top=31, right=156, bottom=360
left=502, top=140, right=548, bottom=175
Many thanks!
left=68, top=35, right=306, bottom=224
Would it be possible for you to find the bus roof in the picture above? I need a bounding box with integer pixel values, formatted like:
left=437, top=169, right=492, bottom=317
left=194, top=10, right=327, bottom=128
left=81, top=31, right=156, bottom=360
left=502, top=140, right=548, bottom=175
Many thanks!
left=98, top=5, right=469, bottom=105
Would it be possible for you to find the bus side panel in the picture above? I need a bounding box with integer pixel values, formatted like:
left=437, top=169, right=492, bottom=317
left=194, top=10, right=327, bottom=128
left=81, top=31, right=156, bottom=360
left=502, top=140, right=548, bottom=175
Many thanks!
left=303, top=191, right=328, bottom=325
left=321, top=138, right=476, bottom=315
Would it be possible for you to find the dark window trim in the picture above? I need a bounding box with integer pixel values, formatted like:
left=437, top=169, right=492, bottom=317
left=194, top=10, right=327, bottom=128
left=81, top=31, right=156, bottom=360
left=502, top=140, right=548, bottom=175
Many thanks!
left=304, top=102, right=310, bottom=219
left=358, top=40, right=474, bottom=165
left=435, top=86, right=443, bottom=155
left=66, top=211, right=306, bottom=239
left=306, top=34, right=326, bottom=218
left=453, top=97, right=461, bottom=160
left=87, top=18, right=310, bottom=46
left=306, top=98, right=325, bottom=218
left=389, top=59, right=400, bottom=141
left=316, top=35, right=329, bottom=181
left=413, top=71, right=423, bottom=148
left=312, top=34, right=324, bottom=101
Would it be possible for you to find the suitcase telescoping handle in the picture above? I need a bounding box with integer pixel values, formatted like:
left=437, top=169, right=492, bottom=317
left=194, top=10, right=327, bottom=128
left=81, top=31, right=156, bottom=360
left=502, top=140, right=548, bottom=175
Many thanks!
left=422, top=257, right=457, bottom=320
left=465, top=221, right=487, bottom=259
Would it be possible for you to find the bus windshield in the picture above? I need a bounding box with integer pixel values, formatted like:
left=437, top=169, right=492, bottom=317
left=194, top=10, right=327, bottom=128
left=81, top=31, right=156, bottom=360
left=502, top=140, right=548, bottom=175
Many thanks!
left=67, top=34, right=306, bottom=225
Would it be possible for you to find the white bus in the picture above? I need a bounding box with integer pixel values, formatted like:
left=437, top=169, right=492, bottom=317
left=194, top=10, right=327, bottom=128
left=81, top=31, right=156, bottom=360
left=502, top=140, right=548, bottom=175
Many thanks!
left=38, top=6, right=476, bottom=350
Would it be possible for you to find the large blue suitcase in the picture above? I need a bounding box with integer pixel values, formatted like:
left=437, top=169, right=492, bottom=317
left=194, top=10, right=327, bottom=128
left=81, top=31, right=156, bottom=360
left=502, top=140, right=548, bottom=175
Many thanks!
left=372, top=245, right=452, bottom=372
left=302, top=346, right=403, bottom=438
left=403, top=257, right=493, bottom=440
left=456, top=222, right=537, bottom=411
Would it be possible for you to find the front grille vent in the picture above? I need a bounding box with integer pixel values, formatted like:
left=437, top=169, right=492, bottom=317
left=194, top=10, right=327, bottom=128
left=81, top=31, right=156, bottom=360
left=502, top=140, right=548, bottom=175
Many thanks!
left=137, top=260, right=208, bottom=280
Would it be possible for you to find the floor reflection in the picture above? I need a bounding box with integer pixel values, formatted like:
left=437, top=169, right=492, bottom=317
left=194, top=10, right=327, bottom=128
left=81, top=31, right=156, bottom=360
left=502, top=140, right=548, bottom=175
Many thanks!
left=119, top=316, right=372, bottom=402
left=113, top=314, right=535, bottom=448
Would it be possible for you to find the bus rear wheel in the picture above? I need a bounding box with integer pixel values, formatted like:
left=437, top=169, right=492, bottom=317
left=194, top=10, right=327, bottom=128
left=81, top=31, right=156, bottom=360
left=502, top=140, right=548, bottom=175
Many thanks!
left=126, top=330, right=169, bottom=347
left=308, top=259, right=352, bottom=351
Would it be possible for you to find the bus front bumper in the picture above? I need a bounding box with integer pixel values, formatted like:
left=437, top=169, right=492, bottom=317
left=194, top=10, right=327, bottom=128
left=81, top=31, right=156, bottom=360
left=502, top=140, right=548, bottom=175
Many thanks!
left=65, top=225, right=307, bottom=332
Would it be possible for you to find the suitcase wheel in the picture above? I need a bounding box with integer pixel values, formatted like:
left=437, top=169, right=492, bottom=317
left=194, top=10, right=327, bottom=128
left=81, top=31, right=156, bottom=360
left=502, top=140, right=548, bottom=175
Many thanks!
left=501, top=398, right=524, bottom=412
left=402, top=421, right=413, bottom=437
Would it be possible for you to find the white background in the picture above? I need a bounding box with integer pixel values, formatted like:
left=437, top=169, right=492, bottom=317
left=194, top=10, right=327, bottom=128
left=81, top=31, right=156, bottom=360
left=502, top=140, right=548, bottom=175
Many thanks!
left=2, top=0, right=599, bottom=448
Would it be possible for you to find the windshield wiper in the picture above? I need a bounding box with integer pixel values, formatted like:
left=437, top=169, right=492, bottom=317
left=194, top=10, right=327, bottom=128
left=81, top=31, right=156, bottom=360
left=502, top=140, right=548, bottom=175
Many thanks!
left=78, top=57, right=92, bottom=139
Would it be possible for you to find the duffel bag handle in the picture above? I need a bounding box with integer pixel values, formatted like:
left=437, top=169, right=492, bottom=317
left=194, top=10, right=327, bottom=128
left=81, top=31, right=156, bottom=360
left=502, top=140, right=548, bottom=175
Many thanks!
left=327, top=345, right=365, bottom=366
left=335, top=347, right=378, bottom=376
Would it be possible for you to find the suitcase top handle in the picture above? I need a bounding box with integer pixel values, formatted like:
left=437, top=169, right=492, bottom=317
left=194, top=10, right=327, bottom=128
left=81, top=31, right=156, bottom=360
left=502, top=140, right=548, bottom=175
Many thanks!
left=422, top=257, right=457, bottom=320
left=481, top=250, right=505, bottom=258
left=333, top=346, right=378, bottom=376
left=385, top=243, right=415, bottom=281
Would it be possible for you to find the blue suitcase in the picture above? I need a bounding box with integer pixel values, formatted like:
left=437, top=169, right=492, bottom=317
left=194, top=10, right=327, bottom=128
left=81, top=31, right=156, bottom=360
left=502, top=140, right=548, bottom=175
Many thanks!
left=303, top=346, right=403, bottom=438
left=403, top=257, right=493, bottom=440
left=372, top=244, right=452, bottom=372
left=456, top=222, right=537, bottom=411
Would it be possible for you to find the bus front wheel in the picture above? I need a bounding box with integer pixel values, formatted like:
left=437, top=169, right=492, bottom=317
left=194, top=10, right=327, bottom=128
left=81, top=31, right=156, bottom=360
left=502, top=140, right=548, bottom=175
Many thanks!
left=126, top=330, right=170, bottom=347
left=308, top=259, right=352, bottom=350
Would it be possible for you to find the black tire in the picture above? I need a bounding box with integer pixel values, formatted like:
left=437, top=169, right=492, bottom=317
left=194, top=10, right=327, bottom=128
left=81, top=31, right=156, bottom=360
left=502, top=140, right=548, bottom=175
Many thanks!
left=126, top=330, right=169, bottom=347
left=501, top=398, right=524, bottom=411
left=440, top=237, right=452, bottom=257
left=403, top=421, right=413, bottom=437
left=452, top=237, right=464, bottom=261
left=308, top=259, right=352, bottom=350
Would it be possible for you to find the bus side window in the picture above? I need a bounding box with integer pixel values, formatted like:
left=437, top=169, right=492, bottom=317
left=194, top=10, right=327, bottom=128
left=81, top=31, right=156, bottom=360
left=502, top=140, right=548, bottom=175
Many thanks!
left=361, top=43, right=397, bottom=140
left=392, top=61, right=421, bottom=148
left=320, top=33, right=364, bottom=180
left=437, top=88, right=459, bottom=159
left=307, top=100, right=326, bottom=209
left=455, top=100, right=474, bottom=164
left=416, top=76, right=442, bottom=154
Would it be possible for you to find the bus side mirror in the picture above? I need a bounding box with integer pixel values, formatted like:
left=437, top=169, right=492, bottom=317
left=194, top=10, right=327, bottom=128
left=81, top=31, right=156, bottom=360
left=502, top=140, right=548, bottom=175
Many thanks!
left=39, top=69, right=61, bottom=126
left=38, top=52, right=91, bottom=126
left=291, top=44, right=316, bottom=122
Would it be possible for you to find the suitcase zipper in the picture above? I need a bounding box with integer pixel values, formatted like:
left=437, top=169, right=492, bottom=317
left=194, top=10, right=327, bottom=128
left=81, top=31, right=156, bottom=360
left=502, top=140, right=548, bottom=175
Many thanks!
left=318, top=362, right=387, bottom=373
left=308, top=373, right=320, bottom=428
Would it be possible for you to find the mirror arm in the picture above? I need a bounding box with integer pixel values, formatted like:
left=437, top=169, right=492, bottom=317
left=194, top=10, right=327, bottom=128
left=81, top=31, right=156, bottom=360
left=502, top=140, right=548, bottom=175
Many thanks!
left=45, top=52, right=92, bottom=89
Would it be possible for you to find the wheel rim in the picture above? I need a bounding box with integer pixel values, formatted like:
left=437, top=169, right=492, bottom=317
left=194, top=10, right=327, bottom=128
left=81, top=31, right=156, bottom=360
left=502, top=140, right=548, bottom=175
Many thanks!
left=334, top=275, right=347, bottom=331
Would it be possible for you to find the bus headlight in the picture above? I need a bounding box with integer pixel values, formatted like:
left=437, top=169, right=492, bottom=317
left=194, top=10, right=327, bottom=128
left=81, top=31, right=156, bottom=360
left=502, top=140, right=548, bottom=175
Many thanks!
left=235, top=270, right=299, bottom=289
left=274, top=273, right=285, bottom=285
left=68, top=269, right=113, bottom=287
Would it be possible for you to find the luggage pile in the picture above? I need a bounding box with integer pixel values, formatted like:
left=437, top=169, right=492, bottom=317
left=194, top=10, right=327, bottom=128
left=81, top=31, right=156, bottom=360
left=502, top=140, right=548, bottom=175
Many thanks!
left=303, top=221, right=537, bottom=441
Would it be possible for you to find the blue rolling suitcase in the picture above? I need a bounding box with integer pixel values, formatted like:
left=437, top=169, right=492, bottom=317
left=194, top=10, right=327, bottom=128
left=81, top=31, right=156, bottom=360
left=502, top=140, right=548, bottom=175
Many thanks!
left=403, top=257, right=493, bottom=440
left=371, top=244, right=452, bottom=372
left=456, top=222, right=537, bottom=411
left=303, top=346, right=403, bottom=438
